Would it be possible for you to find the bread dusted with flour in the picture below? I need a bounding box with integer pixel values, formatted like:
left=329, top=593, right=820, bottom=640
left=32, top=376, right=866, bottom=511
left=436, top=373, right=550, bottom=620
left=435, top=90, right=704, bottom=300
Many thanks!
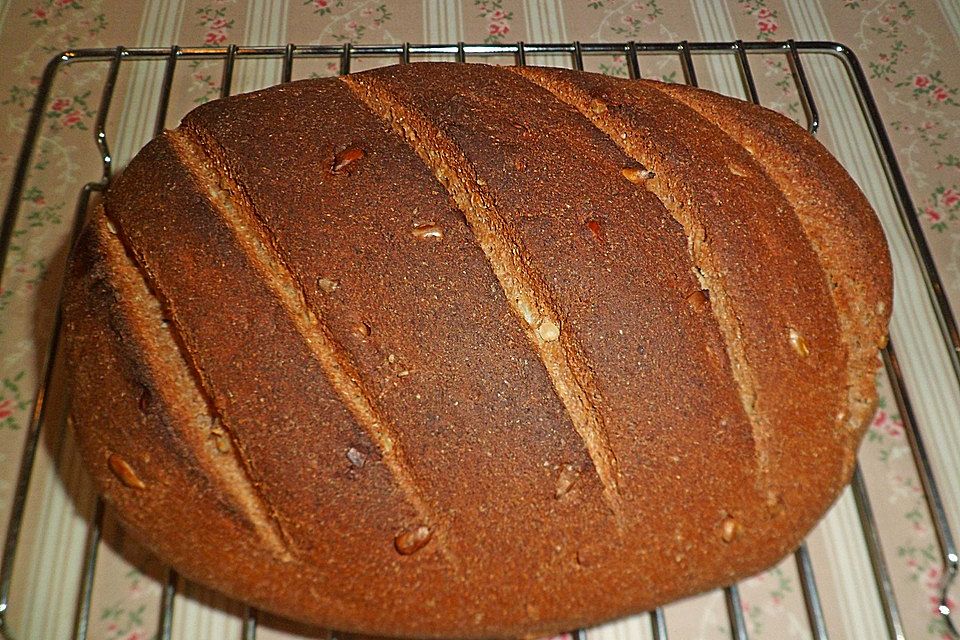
left=63, top=62, right=891, bottom=639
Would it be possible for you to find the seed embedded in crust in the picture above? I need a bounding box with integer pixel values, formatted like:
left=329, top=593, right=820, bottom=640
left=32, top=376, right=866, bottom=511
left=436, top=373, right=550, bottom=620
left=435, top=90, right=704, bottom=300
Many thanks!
left=317, top=277, right=339, bottom=294
left=209, top=417, right=231, bottom=453
left=584, top=218, right=604, bottom=241
left=554, top=464, right=580, bottom=499
left=686, top=289, right=709, bottom=312
left=621, top=166, right=655, bottom=183
left=395, top=525, right=432, bottom=555
left=536, top=318, right=561, bottom=342
left=721, top=516, right=743, bottom=543
left=107, top=453, right=146, bottom=489
left=412, top=223, right=444, bottom=240
left=355, top=321, right=371, bottom=337
left=590, top=99, right=607, bottom=114
left=346, top=446, right=367, bottom=468
left=766, top=491, right=786, bottom=516
left=332, top=147, right=365, bottom=173
left=788, top=328, right=810, bottom=357
left=728, top=163, right=750, bottom=178
left=213, top=432, right=231, bottom=453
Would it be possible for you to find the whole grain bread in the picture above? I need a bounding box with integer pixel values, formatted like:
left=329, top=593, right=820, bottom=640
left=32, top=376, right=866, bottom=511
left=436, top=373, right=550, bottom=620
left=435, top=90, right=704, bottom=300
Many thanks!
left=63, top=62, right=892, bottom=639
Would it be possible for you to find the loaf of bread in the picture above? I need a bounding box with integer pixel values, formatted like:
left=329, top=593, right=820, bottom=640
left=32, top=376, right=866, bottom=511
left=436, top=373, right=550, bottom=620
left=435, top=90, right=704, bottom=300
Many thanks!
left=63, top=62, right=892, bottom=639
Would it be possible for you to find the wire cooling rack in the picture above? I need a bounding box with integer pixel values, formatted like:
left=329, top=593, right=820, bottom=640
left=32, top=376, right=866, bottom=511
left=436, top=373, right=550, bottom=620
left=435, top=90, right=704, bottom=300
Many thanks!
left=0, top=40, right=958, bottom=640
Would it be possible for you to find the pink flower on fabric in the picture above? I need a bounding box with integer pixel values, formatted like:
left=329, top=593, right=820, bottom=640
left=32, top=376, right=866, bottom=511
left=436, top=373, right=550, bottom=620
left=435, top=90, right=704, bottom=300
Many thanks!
left=491, top=9, right=505, bottom=19
left=943, top=189, right=960, bottom=208
left=50, top=98, right=71, bottom=112
left=933, top=86, right=949, bottom=101
left=314, top=0, right=328, bottom=7
left=929, top=593, right=954, bottom=617
left=925, top=207, right=942, bottom=222
left=758, top=7, right=772, bottom=18
left=209, top=17, right=227, bottom=29
left=931, top=595, right=942, bottom=614
left=0, top=400, right=12, bottom=420
left=758, top=18, right=778, bottom=33
left=33, top=7, right=48, bottom=19
left=914, top=74, right=931, bottom=88
left=54, top=0, right=74, bottom=6
left=62, top=110, right=82, bottom=126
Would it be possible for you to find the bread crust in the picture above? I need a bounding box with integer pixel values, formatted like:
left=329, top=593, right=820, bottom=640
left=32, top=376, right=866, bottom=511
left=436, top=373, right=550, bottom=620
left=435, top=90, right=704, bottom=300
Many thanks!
left=64, top=63, right=892, bottom=639
left=652, top=80, right=892, bottom=445
left=509, top=65, right=853, bottom=536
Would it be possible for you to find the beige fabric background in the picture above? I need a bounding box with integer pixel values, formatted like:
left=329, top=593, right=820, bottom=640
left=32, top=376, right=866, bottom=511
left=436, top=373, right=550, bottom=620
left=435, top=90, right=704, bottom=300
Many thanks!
left=0, top=1, right=959, bottom=639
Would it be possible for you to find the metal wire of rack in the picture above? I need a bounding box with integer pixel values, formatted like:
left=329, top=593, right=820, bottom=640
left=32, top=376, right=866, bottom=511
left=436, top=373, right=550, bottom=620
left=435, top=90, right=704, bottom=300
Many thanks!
left=0, top=40, right=957, bottom=640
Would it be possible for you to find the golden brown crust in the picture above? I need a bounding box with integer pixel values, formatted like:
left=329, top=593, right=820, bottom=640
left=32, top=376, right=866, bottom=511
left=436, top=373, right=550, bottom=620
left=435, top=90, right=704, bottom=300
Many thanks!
left=176, top=79, right=626, bottom=630
left=651, top=80, right=893, bottom=450
left=63, top=62, right=892, bottom=639
left=63, top=211, right=298, bottom=609
left=523, top=63, right=860, bottom=529
left=342, top=60, right=784, bottom=594
left=93, top=133, right=464, bottom=617
left=340, top=69, right=630, bottom=524
left=509, top=66, right=853, bottom=532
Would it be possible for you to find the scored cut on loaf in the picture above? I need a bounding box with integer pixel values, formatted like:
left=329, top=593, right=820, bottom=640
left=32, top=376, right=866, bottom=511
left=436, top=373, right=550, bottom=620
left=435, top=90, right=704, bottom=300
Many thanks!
left=63, top=62, right=892, bottom=639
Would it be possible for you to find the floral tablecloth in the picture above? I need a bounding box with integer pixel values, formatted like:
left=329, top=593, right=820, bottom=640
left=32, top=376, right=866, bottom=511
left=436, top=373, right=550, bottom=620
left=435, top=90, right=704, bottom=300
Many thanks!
left=1, top=1, right=959, bottom=639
